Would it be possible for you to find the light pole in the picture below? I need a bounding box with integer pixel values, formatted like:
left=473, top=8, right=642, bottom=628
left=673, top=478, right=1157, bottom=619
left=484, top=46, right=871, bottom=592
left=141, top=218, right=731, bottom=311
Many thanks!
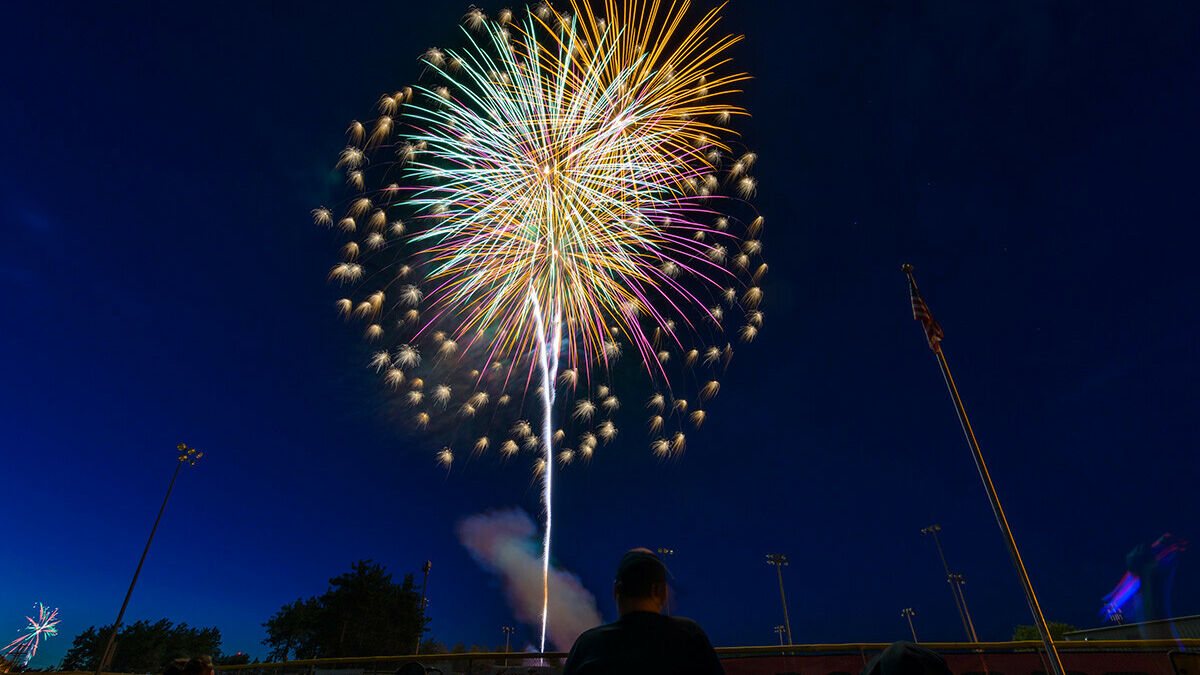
left=414, top=561, right=431, bottom=655
left=765, top=554, right=792, bottom=645
left=920, top=524, right=977, bottom=642
left=501, top=626, right=514, bottom=665
left=95, top=444, right=201, bottom=675
left=772, top=625, right=785, bottom=646
left=901, top=608, right=918, bottom=643
left=656, top=548, right=675, bottom=615
left=948, top=573, right=979, bottom=642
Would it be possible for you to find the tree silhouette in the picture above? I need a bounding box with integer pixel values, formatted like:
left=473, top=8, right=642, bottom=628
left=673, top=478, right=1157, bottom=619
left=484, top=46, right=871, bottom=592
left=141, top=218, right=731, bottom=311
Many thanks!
left=61, top=620, right=222, bottom=672
left=263, top=559, right=426, bottom=659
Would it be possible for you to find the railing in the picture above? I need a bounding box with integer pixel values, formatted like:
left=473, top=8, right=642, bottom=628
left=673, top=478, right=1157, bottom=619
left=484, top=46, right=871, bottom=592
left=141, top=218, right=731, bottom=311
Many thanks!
left=220, top=653, right=563, bottom=674
left=199, top=639, right=1200, bottom=675
left=718, top=640, right=1200, bottom=675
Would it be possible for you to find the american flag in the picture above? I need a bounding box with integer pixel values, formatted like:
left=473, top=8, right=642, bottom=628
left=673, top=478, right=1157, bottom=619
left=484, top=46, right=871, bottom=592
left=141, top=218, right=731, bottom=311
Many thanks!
left=908, top=277, right=944, bottom=350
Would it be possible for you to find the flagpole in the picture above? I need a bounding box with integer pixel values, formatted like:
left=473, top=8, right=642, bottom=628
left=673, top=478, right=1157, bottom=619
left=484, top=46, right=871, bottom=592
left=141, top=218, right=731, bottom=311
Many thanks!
left=901, top=264, right=1065, bottom=675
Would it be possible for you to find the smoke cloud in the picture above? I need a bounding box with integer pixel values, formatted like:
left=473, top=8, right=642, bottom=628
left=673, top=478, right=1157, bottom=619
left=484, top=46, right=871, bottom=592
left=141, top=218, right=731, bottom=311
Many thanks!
left=457, top=508, right=603, bottom=651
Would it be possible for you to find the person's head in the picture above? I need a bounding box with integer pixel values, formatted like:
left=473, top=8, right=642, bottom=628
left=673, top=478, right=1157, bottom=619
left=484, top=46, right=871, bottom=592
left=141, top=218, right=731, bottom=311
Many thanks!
left=860, top=641, right=952, bottom=675
left=182, top=656, right=214, bottom=675
left=613, top=548, right=669, bottom=615
left=164, top=659, right=188, bottom=675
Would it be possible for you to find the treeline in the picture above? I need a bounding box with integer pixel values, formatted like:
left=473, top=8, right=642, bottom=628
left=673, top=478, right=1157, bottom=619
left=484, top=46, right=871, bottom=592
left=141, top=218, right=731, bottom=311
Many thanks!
left=416, top=640, right=505, bottom=655
left=61, top=620, right=249, bottom=672
left=56, top=559, right=430, bottom=672
left=262, top=560, right=427, bottom=661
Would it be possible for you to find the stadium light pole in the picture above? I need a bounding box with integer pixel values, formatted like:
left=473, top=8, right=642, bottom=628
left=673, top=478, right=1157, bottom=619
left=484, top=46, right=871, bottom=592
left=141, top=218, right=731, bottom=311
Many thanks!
left=948, top=573, right=979, bottom=642
left=773, top=625, right=785, bottom=646
left=765, top=554, right=792, bottom=645
left=657, top=548, right=675, bottom=615
left=414, top=561, right=431, bottom=655
left=95, top=444, right=201, bottom=675
left=901, top=608, right=918, bottom=643
left=501, top=626, right=514, bottom=665
left=920, top=524, right=975, bottom=642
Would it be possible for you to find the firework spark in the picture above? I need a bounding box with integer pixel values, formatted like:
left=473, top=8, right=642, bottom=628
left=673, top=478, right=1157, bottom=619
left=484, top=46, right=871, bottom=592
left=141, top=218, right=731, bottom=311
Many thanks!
left=316, top=0, right=765, bottom=651
left=3, top=604, right=59, bottom=667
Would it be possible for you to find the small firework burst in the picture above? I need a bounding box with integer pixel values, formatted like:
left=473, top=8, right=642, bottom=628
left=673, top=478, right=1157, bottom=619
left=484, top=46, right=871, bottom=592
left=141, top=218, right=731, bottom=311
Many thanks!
left=3, top=604, right=59, bottom=667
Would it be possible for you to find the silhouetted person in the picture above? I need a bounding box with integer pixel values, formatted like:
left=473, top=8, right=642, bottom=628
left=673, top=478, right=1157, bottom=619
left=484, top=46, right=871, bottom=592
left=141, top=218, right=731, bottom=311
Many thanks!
left=182, top=656, right=214, bottom=675
left=860, top=641, right=952, bottom=675
left=563, top=548, right=723, bottom=675
left=163, top=658, right=188, bottom=675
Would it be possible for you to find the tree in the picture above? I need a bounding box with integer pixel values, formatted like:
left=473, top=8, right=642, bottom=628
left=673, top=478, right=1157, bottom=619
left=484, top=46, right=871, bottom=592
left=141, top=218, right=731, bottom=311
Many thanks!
left=61, top=620, right=223, bottom=673
left=262, top=560, right=427, bottom=660
left=214, top=653, right=251, bottom=666
left=417, top=638, right=446, bottom=655
left=1012, top=622, right=1077, bottom=641
left=448, top=643, right=488, bottom=654
left=262, top=597, right=321, bottom=661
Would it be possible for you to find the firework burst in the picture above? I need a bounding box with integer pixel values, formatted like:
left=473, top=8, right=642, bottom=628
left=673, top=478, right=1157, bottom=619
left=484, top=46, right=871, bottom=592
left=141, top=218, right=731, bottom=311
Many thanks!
left=316, top=0, right=765, bottom=650
left=3, top=604, right=59, bottom=667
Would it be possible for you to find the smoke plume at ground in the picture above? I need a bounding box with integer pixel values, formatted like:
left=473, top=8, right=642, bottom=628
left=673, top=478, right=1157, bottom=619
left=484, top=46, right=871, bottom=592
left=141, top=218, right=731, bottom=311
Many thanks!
left=458, top=508, right=602, bottom=651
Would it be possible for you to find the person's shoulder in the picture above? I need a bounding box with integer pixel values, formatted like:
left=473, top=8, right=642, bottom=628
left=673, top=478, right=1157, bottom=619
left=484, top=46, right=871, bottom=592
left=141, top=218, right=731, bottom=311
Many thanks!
left=573, top=621, right=621, bottom=646
left=665, top=617, right=722, bottom=672
left=667, top=616, right=705, bottom=630
left=666, top=616, right=711, bottom=638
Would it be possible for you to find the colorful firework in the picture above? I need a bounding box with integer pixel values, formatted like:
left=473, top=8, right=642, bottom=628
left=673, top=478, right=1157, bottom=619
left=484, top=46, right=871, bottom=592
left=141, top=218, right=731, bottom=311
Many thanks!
left=3, top=604, right=59, bottom=667
left=316, top=0, right=765, bottom=650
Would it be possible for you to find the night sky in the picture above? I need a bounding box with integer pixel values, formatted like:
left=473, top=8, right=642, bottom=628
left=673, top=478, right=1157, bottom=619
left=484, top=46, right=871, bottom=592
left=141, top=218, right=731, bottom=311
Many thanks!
left=3, top=0, right=1199, bottom=666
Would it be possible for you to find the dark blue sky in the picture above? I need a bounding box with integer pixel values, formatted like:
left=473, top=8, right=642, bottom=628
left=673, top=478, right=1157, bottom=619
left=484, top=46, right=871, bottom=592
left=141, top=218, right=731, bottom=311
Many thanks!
left=3, top=0, right=1199, bottom=666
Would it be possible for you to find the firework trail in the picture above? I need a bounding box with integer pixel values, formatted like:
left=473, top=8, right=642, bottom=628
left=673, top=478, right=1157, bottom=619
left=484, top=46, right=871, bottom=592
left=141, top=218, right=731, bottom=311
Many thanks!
left=3, top=604, right=59, bottom=667
left=315, top=0, right=765, bottom=650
